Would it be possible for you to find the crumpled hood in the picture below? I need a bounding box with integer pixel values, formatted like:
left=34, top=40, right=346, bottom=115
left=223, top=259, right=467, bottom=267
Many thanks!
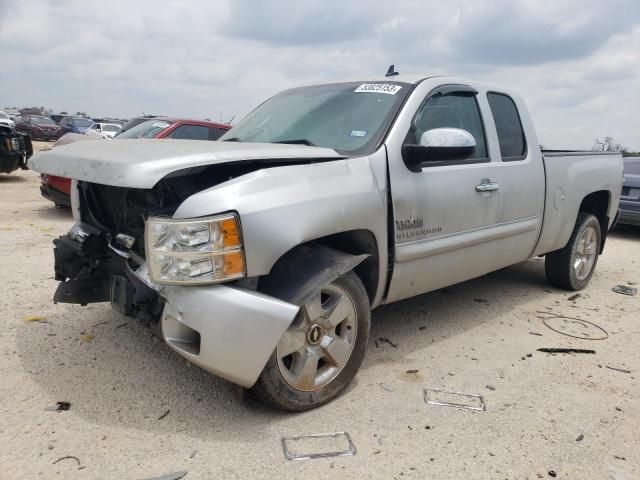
left=28, top=139, right=343, bottom=188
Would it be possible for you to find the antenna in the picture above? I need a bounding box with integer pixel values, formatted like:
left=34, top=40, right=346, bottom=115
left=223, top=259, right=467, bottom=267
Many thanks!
left=385, top=64, right=399, bottom=77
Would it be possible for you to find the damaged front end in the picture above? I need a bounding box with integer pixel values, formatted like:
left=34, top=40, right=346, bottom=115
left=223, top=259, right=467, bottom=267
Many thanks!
left=52, top=176, right=300, bottom=387
left=53, top=222, right=163, bottom=323
left=53, top=179, right=185, bottom=323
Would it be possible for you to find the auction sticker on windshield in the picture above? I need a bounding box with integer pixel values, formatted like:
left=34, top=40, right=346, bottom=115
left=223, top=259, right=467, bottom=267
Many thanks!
left=354, top=84, right=402, bottom=95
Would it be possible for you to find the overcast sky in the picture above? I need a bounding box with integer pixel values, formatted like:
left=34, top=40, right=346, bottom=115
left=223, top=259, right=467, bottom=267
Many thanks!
left=1, top=0, right=639, bottom=150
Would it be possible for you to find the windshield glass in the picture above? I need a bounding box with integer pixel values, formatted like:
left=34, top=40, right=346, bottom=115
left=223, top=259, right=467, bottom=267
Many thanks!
left=116, top=120, right=171, bottom=139
left=33, top=117, right=56, bottom=125
left=71, top=118, right=93, bottom=127
left=219, top=81, right=410, bottom=155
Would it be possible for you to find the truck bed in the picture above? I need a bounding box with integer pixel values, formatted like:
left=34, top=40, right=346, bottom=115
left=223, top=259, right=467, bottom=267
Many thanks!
left=533, top=150, right=623, bottom=256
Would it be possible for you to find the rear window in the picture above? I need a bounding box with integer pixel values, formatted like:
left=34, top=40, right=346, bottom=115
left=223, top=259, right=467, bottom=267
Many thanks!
left=167, top=124, right=210, bottom=140
left=71, top=118, right=93, bottom=127
left=103, top=124, right=121, bottom=132
left=487, top=93, right=526, bottom=160
left=117, top=120, right=172, bottom=139
left=33, top=117, right=56, bottom=126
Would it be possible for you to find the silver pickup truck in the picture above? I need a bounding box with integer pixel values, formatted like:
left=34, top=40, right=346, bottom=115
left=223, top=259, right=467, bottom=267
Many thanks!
left=30, top=75, right=623, bottom=411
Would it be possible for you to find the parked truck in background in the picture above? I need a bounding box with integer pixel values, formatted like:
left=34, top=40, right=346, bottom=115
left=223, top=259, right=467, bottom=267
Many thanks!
left=619, top=156, right=640, bottom=226
left=29, top=75, right=623, bottom=411
left=0, top=124, right=32, bottom=174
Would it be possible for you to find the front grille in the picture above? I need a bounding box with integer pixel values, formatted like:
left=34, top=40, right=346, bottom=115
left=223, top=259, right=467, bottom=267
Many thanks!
left=79, top=182, right=182, bottom=258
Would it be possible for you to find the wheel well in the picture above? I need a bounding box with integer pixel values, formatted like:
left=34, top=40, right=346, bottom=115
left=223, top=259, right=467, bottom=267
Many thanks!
left=578, top=190, right=610, bottom=252
left=309, top=230, right=380, bottom=303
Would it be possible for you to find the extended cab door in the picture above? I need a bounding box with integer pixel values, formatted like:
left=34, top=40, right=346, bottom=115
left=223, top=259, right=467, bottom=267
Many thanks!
left=384, top=80, right=544, bottom=303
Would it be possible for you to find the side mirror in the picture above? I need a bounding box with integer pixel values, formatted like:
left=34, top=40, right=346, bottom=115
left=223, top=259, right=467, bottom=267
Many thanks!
left=403, top=128, right=477, bottom=171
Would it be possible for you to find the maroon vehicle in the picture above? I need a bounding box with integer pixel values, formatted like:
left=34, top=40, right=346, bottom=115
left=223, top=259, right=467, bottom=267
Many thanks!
left=40, top=118, right=231, bottom=207
left=15, top=115, right=63, bottom=141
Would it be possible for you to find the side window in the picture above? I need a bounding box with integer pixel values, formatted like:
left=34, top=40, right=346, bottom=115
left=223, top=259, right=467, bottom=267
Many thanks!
left=210, top=127, right=226, bottom=140
left=487, top=93, right=526, bottom=161
left=168, top=124, right=210, bottom=140
left=408, top=92, right=488, bottom=160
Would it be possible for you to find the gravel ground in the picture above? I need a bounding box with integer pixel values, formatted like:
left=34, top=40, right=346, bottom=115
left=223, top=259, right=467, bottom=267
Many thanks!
left=1, top=143, right=639, bottom=479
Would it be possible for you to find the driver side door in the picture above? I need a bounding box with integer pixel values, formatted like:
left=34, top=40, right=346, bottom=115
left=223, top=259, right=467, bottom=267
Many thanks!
left=385, top=85, right=506, bottom=302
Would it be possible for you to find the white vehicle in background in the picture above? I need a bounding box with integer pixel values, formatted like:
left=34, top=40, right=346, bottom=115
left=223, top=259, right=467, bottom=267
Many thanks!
left=90, top=122, right=122, bottom=138
left=0, top=111, right=16, bottom=129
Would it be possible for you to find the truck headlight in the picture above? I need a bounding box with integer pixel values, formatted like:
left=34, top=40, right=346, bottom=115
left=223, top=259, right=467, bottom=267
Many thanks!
left=145, top=214, right=245, bottom=285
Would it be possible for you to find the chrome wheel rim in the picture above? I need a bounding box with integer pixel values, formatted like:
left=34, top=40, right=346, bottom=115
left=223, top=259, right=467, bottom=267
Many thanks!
left=276, top=283, right=357, bottom=392
left=574, top=226, right=598, bottom=281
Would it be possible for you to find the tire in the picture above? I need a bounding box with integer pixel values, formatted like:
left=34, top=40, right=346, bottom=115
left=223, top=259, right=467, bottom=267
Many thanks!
left=545, top=213, right=601, bottom=291
left=251, top=270, right=370, bottom=411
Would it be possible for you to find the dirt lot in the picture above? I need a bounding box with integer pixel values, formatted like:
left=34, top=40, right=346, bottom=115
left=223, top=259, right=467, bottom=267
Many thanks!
left=1, top=143, right=639, bottom=479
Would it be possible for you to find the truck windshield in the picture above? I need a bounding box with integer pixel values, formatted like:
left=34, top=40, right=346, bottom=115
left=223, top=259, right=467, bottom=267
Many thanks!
left=220, top=82, right=411, bottom=155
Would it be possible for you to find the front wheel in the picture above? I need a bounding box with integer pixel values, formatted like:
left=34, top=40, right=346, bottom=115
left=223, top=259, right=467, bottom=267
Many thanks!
left=251, top=270, right=370, bottom=411
left=545, top=213, right=601, bottom=290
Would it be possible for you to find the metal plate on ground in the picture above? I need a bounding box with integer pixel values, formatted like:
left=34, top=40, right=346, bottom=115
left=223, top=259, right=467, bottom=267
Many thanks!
left=424, top=388, right=486, bottom=411
left=281, top=432, right=357, bottom=461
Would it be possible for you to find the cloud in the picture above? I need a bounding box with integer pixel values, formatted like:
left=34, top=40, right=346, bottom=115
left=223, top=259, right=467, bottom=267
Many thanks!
left=0, top=0, right=638, bottom=150
left=224, top=1, right=384, bottom=45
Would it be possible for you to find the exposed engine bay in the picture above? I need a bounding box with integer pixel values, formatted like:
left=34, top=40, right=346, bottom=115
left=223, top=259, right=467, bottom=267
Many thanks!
left=52, top=159, right=325, bottom=323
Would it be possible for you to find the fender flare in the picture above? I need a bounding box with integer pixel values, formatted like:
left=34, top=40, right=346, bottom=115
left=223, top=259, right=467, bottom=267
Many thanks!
left=259, top=244, right=369, bottom=306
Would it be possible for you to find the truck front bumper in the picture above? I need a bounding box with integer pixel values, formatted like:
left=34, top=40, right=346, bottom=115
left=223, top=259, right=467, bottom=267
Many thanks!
left=53, top=224, right=300, bottom=388
left=0, top=151, right=24, bottom=174
left=128, top=266, right=300, bottom=388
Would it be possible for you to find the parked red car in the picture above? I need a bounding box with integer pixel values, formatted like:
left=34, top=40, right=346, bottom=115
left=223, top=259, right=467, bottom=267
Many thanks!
left=115, top=117, right=230, bottom=140
left=40, top=118, right=231, bottom=207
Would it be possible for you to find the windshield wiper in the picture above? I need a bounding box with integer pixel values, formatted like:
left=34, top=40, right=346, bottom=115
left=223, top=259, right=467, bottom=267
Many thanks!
left=273, top=139, right=316, bottom=146
left=222, top=137, right=240, bottom=142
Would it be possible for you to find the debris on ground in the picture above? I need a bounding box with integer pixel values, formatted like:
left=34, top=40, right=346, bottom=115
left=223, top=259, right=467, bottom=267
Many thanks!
left=380, top=383, right=395, bottom=392
left=473, top=298, right=488, bottom=303
left=138, top=471, right=187, bottom=480
left=189, top=450, right=197, bottom=459
left=548, top=470, right=557, bottom=477
left=424, top=389, right=486, bottom=412
left=23, top=315, right=48, bottom=323
left=45, top=401, right=71, bottom=412
left=612, top=285, right=637, bottom=296
left=529, top=331, right=543, bottom=336
left=567, top=293, right=581, bottom=301
left=52, top=455, right=80, bottom=466
left=375, top=337, right=398, bottom=348
left=613, top=455, right=626, bottom=460
left=540, top=313, right=608, bottom=340
left=158, top=409, right=170, bottom=420
left=605, top=366, right=631, bottom=374
left=576, top=434, right=584, bottom=441
left=281, top=432, right=357, bottom=461
left=406, top=369, right=419, bottom=374
left=537, top=348, right=596, bottom=354
left=80, top=333, right=95, bottom=342
left=485, top=385, right=496, bottom=391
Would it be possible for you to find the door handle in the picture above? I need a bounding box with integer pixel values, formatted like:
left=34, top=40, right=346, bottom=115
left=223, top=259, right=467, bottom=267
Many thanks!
left=475, top=179, right=500, bottom=192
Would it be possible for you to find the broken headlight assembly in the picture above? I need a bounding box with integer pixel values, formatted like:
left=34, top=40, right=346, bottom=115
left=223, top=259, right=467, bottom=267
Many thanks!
left=145, top=214, right=245, bottom=285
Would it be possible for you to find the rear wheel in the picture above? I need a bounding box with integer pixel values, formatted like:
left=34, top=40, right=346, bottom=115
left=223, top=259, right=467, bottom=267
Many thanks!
left=251, top=270, right=370, bottom=411
left=545, top=213, right=601, bottom=290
